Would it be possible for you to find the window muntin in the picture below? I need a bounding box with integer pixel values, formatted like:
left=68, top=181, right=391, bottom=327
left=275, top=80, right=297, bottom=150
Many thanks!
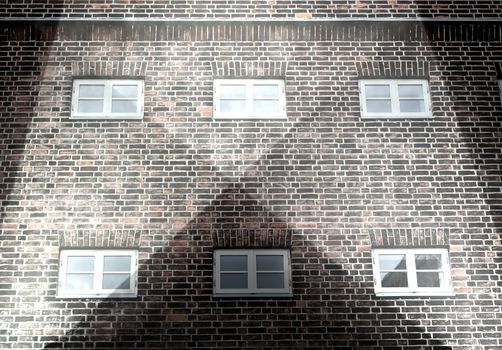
left=359, top=79, right=431, bottom=119
left=71, top=79, right=144, bottom=119
left=214, top=249, right=292, bottom=296
left=372, top=248, right=452, bottom=296
left=58, top=250, right=137, bottom=298
left=214, top=79, right=286, bottom=119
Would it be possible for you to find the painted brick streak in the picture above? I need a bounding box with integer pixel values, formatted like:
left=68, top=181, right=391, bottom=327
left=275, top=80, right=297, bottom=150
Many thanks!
left=1, top=0, right=502, bottom=19
left=0, top=20, right=502, bottom=350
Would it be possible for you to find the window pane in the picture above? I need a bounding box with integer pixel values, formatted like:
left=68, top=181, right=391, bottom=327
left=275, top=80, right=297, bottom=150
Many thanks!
left=417, top=272, right=441, bottom=287
left=104, top=256, right=131, bottom=272
left=256, top=255, right=284, bottom=271
left=67, top=256, right=94, bottom=272
left=253, top=100, right=280, bottom=114
left=415, top=254, right=442, bottom=270
left=257, top=273, right=284, bottom=289
left=112, top=85, right=138, bottom=98
left=366, top=99, right=392, bottom=113
left=220, top=255, right=247, bottom=271
left=379, top=254, right=406, bottom=270
left=220, top=100, right=246, bottom=113
left=66, top=274, right=94, bottom=290
left=253, top=85, right=279, bottom=99
left=365, top=84, right=390, bottom=98
left=77, top=100, right=104, bottom=113
left=103, top=274, right=131, bottom=289
left=111, top=100, right=138, bottom=113
left=399, top=99, right=425, bottom=113
left=380, top=272, right=408, bottom=287
left=79, top=84, right=105, bottom=98
left=220, top=85, right=246, bottom=99
left=220, top=273, right=248, bottom=289
left=398, top=84, right=423, bottom=98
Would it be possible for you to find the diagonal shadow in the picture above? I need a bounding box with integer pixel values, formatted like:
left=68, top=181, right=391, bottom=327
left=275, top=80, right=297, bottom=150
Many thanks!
left=44, top=184, right=452, bottom=349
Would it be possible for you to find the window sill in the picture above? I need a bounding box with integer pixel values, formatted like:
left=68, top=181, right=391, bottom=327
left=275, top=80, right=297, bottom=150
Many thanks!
left=57, top=293, right=137, bottom=299
left=361, top=114, right=433, bottom=120
left=213, top=115, right=288, bottom=120
left=213, top=293, right=293, bottom=298
left=70, top=115, right=144, bottom=120
left=375, top=290, right=454, bottom=297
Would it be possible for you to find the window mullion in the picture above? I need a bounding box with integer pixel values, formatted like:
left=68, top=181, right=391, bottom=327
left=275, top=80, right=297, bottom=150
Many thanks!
left=391, top=81, right=400, bottom=115
left=95, top=251, right=104, bottom=292
left=246, top=81, right=253, bottom=118
left=249, top=252, right=256, bottom=293
left=104, top=81, right=112, bottom=115
left=407, top=252, right=418, bottom=291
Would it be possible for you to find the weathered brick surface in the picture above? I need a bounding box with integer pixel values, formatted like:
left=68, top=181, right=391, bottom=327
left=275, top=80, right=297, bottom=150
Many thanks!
left=1, top=0, right=502, bottom=19
left=0, top=19, right=502, bottom=350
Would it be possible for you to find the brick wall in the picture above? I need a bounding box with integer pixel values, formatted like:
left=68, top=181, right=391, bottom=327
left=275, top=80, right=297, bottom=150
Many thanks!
left=1, top=1, right=502, bottom=19
left=1, top=19, right=502, bottom=349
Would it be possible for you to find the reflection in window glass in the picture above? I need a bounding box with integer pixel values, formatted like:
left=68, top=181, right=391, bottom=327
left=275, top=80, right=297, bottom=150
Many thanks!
left=112, top=85, right=138, bottom=98
left=373, top=249, right=451, bottom=296
left=365, top=84, right=391, bottom=98
left=79, top=85, right=105, bottom=98
left=220, top=255, right=248, bottom=271
left=257, top=273, right=284, bottom=289
left=221, top=273, right=248, bottom=289
left=103, top=274, right=131, bottom=289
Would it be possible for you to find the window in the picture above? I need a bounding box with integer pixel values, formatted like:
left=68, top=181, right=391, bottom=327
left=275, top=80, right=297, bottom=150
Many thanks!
left=58, top=250, right=137, bottom=298
left=372, top=248, right=452, bottom=297
left=214, top=249, right=292, bottom=296
left=71, top=79, right=144, bottom=119
left=213, top=79, right=286, bottom=119
left=359, top=79, right=431, bottom=119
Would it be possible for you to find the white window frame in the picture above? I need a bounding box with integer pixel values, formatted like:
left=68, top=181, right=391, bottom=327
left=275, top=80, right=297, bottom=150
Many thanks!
left=213, top=79, right=287, bottom=120
left=359, top=79, right=432, bottom=119
left=58, top=249, right=138, bottom=298
left=214, top=249, right=292, bottom=297
left=372, top=248, right=453, bottom=297
left=71, top=79, right=144, bottom=120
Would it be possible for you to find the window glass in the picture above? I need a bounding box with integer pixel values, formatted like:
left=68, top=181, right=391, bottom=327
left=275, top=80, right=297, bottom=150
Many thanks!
left=214, top=79, right=286, bottom=119
left=398, top=84, right=423, bottom=98
left=221, top=273, right=248, bottom=289
left=373, top=249, right=451, bottom=296
left=59, top=250, right=137, bottom=298
left=365, top=84, right=390, bottom=98
left=256, top=255, right=284, bottom=271
left=360, top=80, right=431, bottom=119
left=417, top=272, right=441, bottom=287
left=66, top=274, right=94, bottom=290
left=399, top=100, right=424, bottom=113
left=378, top=254, right=406, bottom=270
left=257, top=273, right=284, bottom=289
left=214, top=249, right=291, bottom=296
left=220, top=255, right=247, bottom=271
left=104, top=256, right=131, bottom=272
left=77, top=100, right=104, bottom=113
left=366, top=100, right=392, bottom=113
left=72, top=79, right=143, bottom=119
left=253, top=100, right=280, bottom=114
left=220, top=100, right=246, bottom=113
left=220, top=84, right=246, bottom=99
left=102, top=274, right=131, bottom=289
left=79, top=84, right=105, bottom=98
left=253, top=84, right=279, bottom=99
left=112, top=85, right=138, bottom=99
left=111, top=100, right=137, bottom=113
left=67, top=256, right=94, bottom=272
